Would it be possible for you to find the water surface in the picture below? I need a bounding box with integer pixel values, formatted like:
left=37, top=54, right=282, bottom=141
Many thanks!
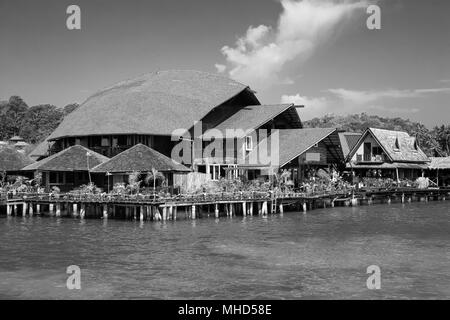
left=0, top=201, right=449, bottom=299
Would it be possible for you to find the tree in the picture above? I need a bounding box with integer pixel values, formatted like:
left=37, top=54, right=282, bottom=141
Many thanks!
left=145, top=168, right=165, bottom=201
left=0, top=96, right=28, bottom=139
left=19, top=104, right=64, bottom=144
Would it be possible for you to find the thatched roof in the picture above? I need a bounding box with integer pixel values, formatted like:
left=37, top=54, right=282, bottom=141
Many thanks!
left=245, top=128, right=343, bottom=168
left=338, top=132, right=362, bottom=158
left=91, top=143, right=190, bottom=173
left=349, top=128, right=428, bottom=163
left=212, top=104, right=302, bottom=137
left=0, top=146, right=34, bottom=171
left=29, top=138, right=53, bottom=159
left=47, top=70, right=254, bottom=140
left=428, top=157, right=450, bottom=169
left=22, top=145, right=109, bottom=172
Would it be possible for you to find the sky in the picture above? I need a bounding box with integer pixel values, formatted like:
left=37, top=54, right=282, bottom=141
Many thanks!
left=0, top=0, right=449, bottom=127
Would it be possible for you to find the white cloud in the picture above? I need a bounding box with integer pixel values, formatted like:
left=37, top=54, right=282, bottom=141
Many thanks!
left=281, top=93, right=331, bottom=120
left=215, top=64, right=226, bottom=73
left=217, top=0, right=368, bottom=89
left=328, top=87, right=450, bottom=104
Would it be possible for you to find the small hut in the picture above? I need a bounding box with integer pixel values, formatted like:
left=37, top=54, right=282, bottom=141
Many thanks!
left=427, top=156, right=450, bottom=187
left=90, top=143, right=190, bottom=192
left=21, top=145, right=109, bottom=191
left=0, top=146, right=34, bottom=179
left=346, top=128, right=429, bottom=181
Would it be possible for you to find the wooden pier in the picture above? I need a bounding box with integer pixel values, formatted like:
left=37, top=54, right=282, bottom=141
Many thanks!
left=1, top=188, right=449, bottom=221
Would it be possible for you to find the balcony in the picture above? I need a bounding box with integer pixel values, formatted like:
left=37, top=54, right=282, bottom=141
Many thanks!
left=356, top=154, right=385, bottom=163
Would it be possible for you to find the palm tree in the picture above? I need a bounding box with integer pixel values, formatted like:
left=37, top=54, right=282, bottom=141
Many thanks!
left=145, top=168, right=165, bottom=201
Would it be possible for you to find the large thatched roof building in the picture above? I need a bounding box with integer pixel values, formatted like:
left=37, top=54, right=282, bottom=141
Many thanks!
left=0, top=146, right=34, bottom=173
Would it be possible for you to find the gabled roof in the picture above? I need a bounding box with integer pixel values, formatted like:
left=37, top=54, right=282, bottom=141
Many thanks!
left=91, top=144, right=190, bottom=173
left=244, top=128, right=342, bottom=168
left=348, top=128, right=428, bottom=163
left=0, top=147, right=34, bottom=171
left=212, top=104, right=302, bottom=137
left=338, top=132, right=362, bottom=158
left=428, top=156, right=450, bottom=169
left=29, top=138, right=54, bottom=159
left=47, top=70, right=255, bottom=140
left=22, top=145, right=109, bottom=172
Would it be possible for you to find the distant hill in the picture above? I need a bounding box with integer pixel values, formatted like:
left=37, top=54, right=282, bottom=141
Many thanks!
left=304, top=113, right=449, bottom=157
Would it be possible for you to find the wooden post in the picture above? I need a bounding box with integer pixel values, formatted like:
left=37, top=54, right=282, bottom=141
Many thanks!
left=133, top=206, right=137, bottom=220
left=214, top=204, right=219, bottom=218
left=173, top=206, right=177, bottom=220
left=262, top=201, right=267, bottom=215
left=249, top=202, right=253, bottom=216
left=225, top=203, right=229, bottom=216
left=242, top=202, right=246, bottom=216
left=79, top=203, right=85, bottom=219
left=14, top=204, right=17, bottom=215
left=6, top=204, right=11, bottom=216
left=401, top=194, right=405, bottom=203
left=73, top=203, right=78, bottom=216
left=29, top=203, right=34, bottom=216
left=279, top=203, right=284, bottom=214
left=302, top=202, right=307, bottom=212
left=191, top=205, right=196, bottom=220
left=49, top=203, right=54, bottom=215
left=22, top=203, right=27, bottom=216
left=387, top=197, right=391, bottom=204
left=162, top=207, right=167, bottom=221
left=147, top=206, right=152, bottom=220
left=36, top=204, right=40, bottom=215
left=103, top=204, right=109, bottom=219
left=168, top=206, right=173, bottom=220
left=55, top=203, right=61, bottom=217
left=257, top=202, right=262, bottom=215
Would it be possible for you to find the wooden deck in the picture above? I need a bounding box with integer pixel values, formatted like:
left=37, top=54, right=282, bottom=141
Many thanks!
left=1, top=188, right=449, bottom=221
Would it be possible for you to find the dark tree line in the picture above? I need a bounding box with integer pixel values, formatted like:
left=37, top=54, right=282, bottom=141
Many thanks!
left=304, top=113, right=450, bottom=157
left=0, top=96, right=78, bottom=144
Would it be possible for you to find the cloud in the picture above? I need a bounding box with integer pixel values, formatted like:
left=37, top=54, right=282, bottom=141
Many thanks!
left=328, top=87, right=450, bottom=104
left=214, top=64, right=226, bottom=73
left=281, top=93, right=331, bottom=119
left=216, top=0, right=368, bottom=89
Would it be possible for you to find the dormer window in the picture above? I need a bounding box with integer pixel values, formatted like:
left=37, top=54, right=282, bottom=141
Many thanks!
left=393, top=136, right=400, bottom=151
left=413, top=137, right=419, bottom=152
left=245, top=136, right=253, bottom=151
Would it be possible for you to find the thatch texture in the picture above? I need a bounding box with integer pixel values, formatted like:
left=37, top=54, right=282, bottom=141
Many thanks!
left=47, top=70, right=252, bottom=140
left=91, top=144, right=190, bottom=173
left=338, top=132, right=362, bottom=158
left=212, top=104, right=301, bottom=137
left=29, top=139, right=53, bottom=159
left=245, top=128, right=342, bottom=168
left=22, top=145, right=109, bottom=172
left=0, top=146, right=34, bottom=171
left=350, top=128, right=428, bottom=163
left=428, top=157, right=450, bottom=169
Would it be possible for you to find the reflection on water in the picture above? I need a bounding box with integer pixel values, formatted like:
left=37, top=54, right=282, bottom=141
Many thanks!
left=0, top=201, right=449, bottom=299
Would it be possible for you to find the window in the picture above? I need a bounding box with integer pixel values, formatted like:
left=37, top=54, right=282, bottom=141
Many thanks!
left=101, top=137, right=110, bottom=147
left=245, top=136, right=253, bottom=151
left=393, top=136, right=400, bottom=151
left=372, top=146, right=383, bottom=155
left=210, top=164, right=221, bottom=180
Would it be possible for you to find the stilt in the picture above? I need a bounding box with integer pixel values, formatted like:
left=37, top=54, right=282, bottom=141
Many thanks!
left=214, top=203, right=219, bottom=218
left=331, top=200, right=335, bottom=208
left=173, top=206, right=177, bottom=220
left=387, top=197, right=391, bottom=204
left=249, top=202, right=253, bottom=216
left=257, top=202, right=262, bottom=215
left=55, top=203, right=61, bottom=217
left=302, top=202, right=307, bottom=212
left=49, top=203, right=54, bottom=215
left=22, top=203, right=27, bottom=216
left=14, top=204, right=17, bottom=215
left=191, top=205, right=196, bottom=220
left=6, top=204, right=11, bottom=216
left=225, top=203, right=229, bottom=216
left=73, top=203, right=78, bottom=217
left=351, top=197, right=358, bottom=206
left=162, top=207, right=167, bottom=221
left=36, top=204, right=40, bottom=215
left=133, top=206, right=137, bottom=220
left=279, top=203, right=284, bottom=214
left=168, top=206, right=173, bottom=220
left=155, top=207, right=162, bottom=221
left=29, top=203, right=34, bottom=216
left=262, top=201, right=268, bottom=215
left=229, top=203, right=233, bottom=217
left=103, top=204, right=109, bottom=219
left=401, top=194, right=405, bottom=203
left=242, top=202, right=246, bottom=216
left=79, top=203, right=85, bottom=219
